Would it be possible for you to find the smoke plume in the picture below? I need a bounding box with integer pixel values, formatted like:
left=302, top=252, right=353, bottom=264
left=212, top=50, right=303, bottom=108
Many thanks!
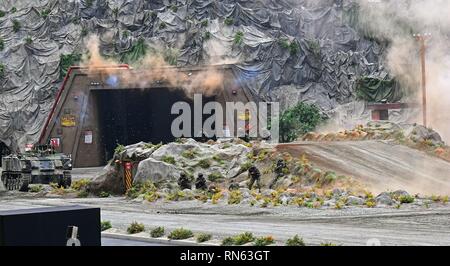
left=358, top=0, right=450, bottom=141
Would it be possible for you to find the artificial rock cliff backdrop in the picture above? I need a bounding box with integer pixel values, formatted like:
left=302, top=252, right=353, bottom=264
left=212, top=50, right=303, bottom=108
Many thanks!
left=0, top=0, right=400, bottom=151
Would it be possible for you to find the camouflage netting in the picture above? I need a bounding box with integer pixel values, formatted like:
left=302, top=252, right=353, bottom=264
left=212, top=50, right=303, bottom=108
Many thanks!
left=0, top=0, right=403, bottom=151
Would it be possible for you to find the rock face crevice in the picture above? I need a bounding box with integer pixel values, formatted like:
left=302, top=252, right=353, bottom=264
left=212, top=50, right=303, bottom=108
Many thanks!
left=1, top=0, right=388, bottom=150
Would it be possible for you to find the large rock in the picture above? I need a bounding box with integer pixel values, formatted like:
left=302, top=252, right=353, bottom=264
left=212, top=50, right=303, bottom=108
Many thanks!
left=347, top=196, right=365, bottom=206
left=134, top=158, right=180, bottom=184
left=376, top=192, right=395, bottom=206
left=88, top=166, right=125, bottom=195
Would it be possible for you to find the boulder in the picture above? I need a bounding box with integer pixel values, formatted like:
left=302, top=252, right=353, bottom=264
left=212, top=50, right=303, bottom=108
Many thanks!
left=392, top=190, right=409, bottom=198
left=134, top=158, right=180, bottom=184
left=88, top=166, right=125, bottom=195
left=376, top=193, right=395, bottom=206
left=347, top=196, right=365, bottom=205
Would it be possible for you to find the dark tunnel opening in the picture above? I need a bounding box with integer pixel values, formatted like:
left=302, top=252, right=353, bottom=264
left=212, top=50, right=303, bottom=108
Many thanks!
left=93, top=88, right=216, bottom=163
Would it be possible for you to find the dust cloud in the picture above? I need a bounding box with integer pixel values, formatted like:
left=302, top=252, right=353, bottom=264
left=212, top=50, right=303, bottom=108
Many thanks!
left=80, top=35, right=226, bottom=98
left=358, top=0, right=450, bottom=141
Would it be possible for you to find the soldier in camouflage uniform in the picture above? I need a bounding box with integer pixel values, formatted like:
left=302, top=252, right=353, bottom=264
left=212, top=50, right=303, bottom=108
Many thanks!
left=270, top=159, right=287, bottom=189
left=178, top=172, right=192, bottom=190
left=247, top=166, right=262, bottom=192
left=195, top=173, right=207, bottom=190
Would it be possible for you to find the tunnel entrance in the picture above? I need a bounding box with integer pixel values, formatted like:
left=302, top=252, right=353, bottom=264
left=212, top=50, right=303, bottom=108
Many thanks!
left=93, top=88, right=216, bottom=163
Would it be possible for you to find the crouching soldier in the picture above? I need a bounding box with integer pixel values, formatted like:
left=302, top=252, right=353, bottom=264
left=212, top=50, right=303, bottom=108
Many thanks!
left=270, top=159, right=287, bottom=189
left=178, top=172, right=192, bottom=190
left=195, top=173, right=208, bottom=190
left=248, top=166, right=262, bottom=192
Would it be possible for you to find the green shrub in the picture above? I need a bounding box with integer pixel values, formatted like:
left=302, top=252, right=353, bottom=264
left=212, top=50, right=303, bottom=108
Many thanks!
left=320, top=242, right=339, bottom=246
left=233, top=232, right=255, bottom=245
left=170, top=5, right=178, bottom=13
left=85, top=0, right=93, bottom=7
left=196, top=233, right=212, bottom=243
left=279, top=102, right=324, bottom=143
left=101, top=221, right=112, bottom=231
left=201, top=20, right=208, bottom=27
left=399, top=195, right=415, bottom=204
left=0, top=38, right=4, bottom=51
left=25, top=36, right=32, bottom=44
left=181, top=149, right=197, bottom=159
left=40, top=9, right=51, bottom=18
left=234, top=31, right=244, bottom=45
left=77, top=191, right=89, bottom=198
left=162, top=155, right=176, bottom=165
left=12, top=19, right=20, bottom=32
left=279, top=38, right=290, bottom=49
left=286, top=235, right=305, bottom=246
left=159, top=22, right=167, bottom=29
left=240, top=161, right=253, bottom=172
left=0, top=64, right=4, bottom=78
left=207, top=172, right=224, bottom=182
left=204, top=31, right=211, bottom=40
left=71, top=179, right=91, bottom=191
left=224, top=17, right=233, bottom=25
left=197, top=159, right=211, bottom=169
left=228, top=190, right=243, bottom=205
left=254, top=236, right=275, bottom=246
left=150, top=226, right=165, bottom=238
left=60, top=53, right=82, bottom=78
left=0, top=10, right=5, bottom=17
left=114, top=144, right=126, bottom=154
left=221, top=236, right=235, bottom=246
left=29, top=184, right=43, bottom=193
left=168, top=228, right=194, bottom=240
left=99, top=191, right=110, bottom=198
left=289, top=41, right=300, bottom=55
left=127, top=222, right=145, bottom=234
left=10, top=7, right=17, bottom=13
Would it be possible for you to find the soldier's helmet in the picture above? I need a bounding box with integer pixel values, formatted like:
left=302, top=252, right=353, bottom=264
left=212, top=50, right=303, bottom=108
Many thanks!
left=198, top=173, right=204, bottom=178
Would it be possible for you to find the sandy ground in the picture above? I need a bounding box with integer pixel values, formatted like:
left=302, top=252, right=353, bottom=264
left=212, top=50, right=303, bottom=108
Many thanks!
left=277, top=140, right=450, bottom=195
left=0, top=194, right=449, bottom=246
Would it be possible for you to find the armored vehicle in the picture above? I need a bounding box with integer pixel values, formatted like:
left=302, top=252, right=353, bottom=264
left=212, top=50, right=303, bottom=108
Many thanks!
left=1, top=145, right=72, bottom=191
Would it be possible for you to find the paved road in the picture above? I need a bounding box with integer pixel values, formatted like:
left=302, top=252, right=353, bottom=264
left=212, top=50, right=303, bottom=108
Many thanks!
left=102, top=237, right=167, bottom=246
left=1, top=196, right=449, bottom=246
left=277, top=141, right=450, bottom=195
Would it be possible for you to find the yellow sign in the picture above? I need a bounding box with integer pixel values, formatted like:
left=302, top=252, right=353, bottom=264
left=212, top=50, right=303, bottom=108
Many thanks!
left=61, top=115, right=76, bottom=127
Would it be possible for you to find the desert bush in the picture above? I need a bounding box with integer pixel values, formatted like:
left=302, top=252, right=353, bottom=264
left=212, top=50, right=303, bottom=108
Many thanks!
left=201, top=20, right=208, bottom=27
left=240, top=161, right=253, bottom=172
left=254, top=236, right=275, bottom=246
left=399, top=195, right=415, bottom=204
left=208, top=172, right=224, bottom=182
left=114, top=144, right=126, bottom=154
left=234, top=31, right=244, bottom=45
left=40, top=9, right=51, bottom=18
left=181, top=149, right=197, bottom=159
left=166, top=190, right=187, bottom=201
left=77, top=190, right=89, bottom=198
left=29, top=184, right=43, bottom=193
left=234, top=232, right=255, bottom=245
left=211, top=191, right=223, bottom=204
left=228, top=190, right=243, bottom=205
left=127, top=222, right=145, bottom=234
left=196, top=233, right=212, bottom=243
left=161, top=155, right=176, bottom=165
left=99, top=191, right=110, bottom=198
left=150, top=226, right=165, bottom=238
left=0, top=38, right=4, bottom=51
left=71, top=178, right=91, bottom=191
left=101, top=221, right=112, bottom=231
left=320, top=242, right=340, bottom=246
left=286, top=235, right=305, bottom=246
left=197, top=159, right=211, bottom=169
left=204, top=31, right=211, bottom=40
left=0, top=10, right=5, bottom=17
left=365, top=199, right=376, bottom=208
left=12, top=19, right=20, bottom=32
left=221, top=236, right=235, bottom=246
left=170, top=5, right=178, bottom=12
left=168, top=228, right=194, bottom=240
left=224, top=17, right=233, bottom=25
left=159, top=22, right=167, bottom=29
